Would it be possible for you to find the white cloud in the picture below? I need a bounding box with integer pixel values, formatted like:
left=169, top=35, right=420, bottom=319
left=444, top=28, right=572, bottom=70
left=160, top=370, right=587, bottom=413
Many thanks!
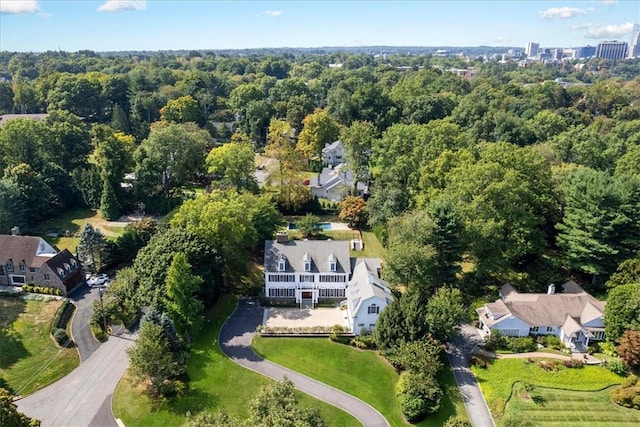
left=570, top=23, right=595, bottom=30
left=538, top=6, right=595, bottom=19
left=0, top=0, right=40, bottom=14
left=262, top=10, right=283, bottom=17
left=600, top=0, right=618, bottom=5
left=97, top=0, right=146, bottom=12
left=585, top=22, right=635, bottom=38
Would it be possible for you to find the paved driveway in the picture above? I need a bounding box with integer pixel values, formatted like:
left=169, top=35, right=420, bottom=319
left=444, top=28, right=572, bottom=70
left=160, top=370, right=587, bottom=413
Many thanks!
left=220, top=299, right=389, bottom=427
left=69, top=285, right=101, bottom=362
left=447, top=325, right=496, bottom=427
left=16, top=333, right=134, bottom=427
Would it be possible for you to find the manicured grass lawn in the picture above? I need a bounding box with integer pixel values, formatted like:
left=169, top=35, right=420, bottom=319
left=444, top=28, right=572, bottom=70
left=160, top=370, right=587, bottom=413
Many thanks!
left=0, top=298, right=79, bottom=396
left=252, top=336, right=468, bottom=426
left=471, top=358, right=625, bottom=417
left=502, top=386, right=640, bottom=426
left=358, top=230, right=385, bottom=259
left=113, top=296, right=359, bottom=427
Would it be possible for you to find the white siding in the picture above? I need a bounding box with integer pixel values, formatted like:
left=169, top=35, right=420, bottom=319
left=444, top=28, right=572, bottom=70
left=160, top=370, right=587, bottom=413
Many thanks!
left=493, top=316, right=531, bottom=337
left=351, top=296, right=388, bottom=335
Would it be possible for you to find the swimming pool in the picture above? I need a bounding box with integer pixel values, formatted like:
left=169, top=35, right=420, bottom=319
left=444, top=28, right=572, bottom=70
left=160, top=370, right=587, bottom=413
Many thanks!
left=287, top=222, right=332, bottom=230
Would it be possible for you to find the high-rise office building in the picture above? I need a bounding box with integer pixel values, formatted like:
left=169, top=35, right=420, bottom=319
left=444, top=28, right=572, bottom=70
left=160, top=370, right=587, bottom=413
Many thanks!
left=629, top=24, right=640, bottom=58
left=525, top=42, right=539, bottom=57
left=596, top=41, right=628, bottom=60
left=579, top=46, right=596, bottom=58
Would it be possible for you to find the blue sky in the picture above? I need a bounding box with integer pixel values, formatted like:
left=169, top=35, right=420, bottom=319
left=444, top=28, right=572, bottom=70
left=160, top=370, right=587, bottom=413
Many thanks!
left=1, top=1, right=638, bottom=52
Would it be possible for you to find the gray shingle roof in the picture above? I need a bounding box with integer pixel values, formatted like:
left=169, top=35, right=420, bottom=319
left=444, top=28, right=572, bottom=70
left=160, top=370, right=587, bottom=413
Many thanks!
left=264, top=240, right=351, bottom=274
left=347, top=259, right=392, bottom=314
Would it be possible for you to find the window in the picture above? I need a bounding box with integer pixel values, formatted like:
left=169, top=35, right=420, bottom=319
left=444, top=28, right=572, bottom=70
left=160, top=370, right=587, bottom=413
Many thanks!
left=593, top=330, right=605, bottom=341
left=546, top=326, right=554, bottom=333
left=501, top=329, right=521, bottom=337
left=368, top=304, right=380, bottom=314
left=0, top=266, right=4, bottom=276
left=10, top=275, right=25, bottom=284
left=369, top=324, right=376, bottom=329
left=319, top=275, right=346, bottom=283
left=278, top=260, right=286, bottom=272
left=19, top=263, right=25, bottom=271
left=70, top=259, right=77, bottom=266
left=267, top=274, right=295, bottom=283
left=44, top=274, right=50, bottom=281
left=304, top=261, right=311, bottom=272
left=319, top=288, right=345, bottom=298
left=299, top=275, right=314, bottom=282
left=268, top=288, right=295, bottom=298
left=57, top=268, right=64, bottom=276
left=64, top=263, right=70, bottom=272
left=530, top=326, right=540, bottom=333
left=330, top=261, right=336, bottom=272
left=357, top=323, right=365, bottom=327
left=29, top=267, right=36, bottom=273
left=7, top=262, right=13, bottom=272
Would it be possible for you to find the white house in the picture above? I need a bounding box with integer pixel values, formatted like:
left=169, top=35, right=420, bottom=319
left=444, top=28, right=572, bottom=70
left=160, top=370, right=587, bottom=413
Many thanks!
left=308, top=164, right=368, bottom=202
left=345, top=258, right=392, bottom=334
left=476, top=281, right=606, bottom=352
left=321, top=140, right=344, bottom=167
left=264, top=237, right=390, bottom=334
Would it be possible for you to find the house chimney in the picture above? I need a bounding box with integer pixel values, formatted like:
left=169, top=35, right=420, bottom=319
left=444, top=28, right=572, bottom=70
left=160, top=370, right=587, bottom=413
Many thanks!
left=11, top=226, right=20, bottom=236
left=276, top=232, right=289, bottom=243
left=547, top=284, right=555, bottom=295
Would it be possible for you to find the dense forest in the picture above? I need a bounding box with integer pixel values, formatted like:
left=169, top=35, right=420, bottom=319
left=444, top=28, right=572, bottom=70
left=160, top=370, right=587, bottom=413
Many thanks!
left=1, top=48, right=640, bottom=422
left=1, top=50, right=638, bottom=293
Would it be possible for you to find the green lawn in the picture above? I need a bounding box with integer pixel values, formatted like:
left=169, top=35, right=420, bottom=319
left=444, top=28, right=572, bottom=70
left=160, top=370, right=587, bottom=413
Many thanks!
left=471, top=358, right=625, bottom=417
left=502, top=386, right=640, bottom=427
left=0, top=298, right=79, bottom=396
left=359, top=230, right=385, bottom=259
left=252, top=336, right=468, bottom=426
left=112, top=296, right=359, bottom=427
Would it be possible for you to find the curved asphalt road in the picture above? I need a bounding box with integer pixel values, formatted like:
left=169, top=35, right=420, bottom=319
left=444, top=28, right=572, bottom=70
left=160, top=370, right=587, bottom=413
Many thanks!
left=446, top=325, right=496, bottom=427
left=16, top=333, right=134, bottom=427
left=69, top=285, right=101, bottom=362
left=219, top=298, right=389, bottom=427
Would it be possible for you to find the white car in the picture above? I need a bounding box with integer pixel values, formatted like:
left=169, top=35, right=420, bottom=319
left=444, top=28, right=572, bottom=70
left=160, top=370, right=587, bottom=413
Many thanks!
left=87, top=274, right=109, bottom=288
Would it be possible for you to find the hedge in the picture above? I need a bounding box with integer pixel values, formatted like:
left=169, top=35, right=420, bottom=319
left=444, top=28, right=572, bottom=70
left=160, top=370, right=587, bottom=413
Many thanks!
left=22, top=284, right=63, bottom=296
left=51, top=298, right=75, bottom=333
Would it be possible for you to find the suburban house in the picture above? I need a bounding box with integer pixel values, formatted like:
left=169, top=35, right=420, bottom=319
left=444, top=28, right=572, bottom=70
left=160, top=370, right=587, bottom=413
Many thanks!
left=264, top=236, right=390, bottom=334
left=0, top=232, right=83, bottom=296
left=306, top=140, right=367, bottom=202
left=0, top=113, right=49, bottom=128
left=322, top=140, right=344, bottom=167
left=476, top=281, right=606, bottom=352
left=345, top=258, right=393, bottom=334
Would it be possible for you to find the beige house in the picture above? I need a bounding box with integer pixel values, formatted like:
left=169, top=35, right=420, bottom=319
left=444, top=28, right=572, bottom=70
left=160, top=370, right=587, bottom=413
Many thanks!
left=0, top=234, right=83, bottom=296
left=477, top=281, right=606, bottom=352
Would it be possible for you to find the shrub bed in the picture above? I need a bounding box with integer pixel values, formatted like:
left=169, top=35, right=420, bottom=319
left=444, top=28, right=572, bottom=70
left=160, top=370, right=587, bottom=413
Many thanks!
left=22, top=284, right=63, bottom=296
left=611, top=376, right=640, bottom=409
left=51, top=298, right=75, bottom=338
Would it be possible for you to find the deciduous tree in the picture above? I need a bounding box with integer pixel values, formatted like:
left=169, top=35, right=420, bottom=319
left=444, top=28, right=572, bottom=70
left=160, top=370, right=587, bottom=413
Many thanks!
left=164, top=252, right=204, bottom=338
left=206, top=141, right=258, bottom=192
left=339, top=196, right=367, bottom=228
left=616, top=330, right=640, bottom=373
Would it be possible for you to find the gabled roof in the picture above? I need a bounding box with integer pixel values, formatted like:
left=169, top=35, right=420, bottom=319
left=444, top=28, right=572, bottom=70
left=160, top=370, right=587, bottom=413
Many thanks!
left=347, top=259, right=392, bottom=315
left=264, top=240, right=351, bottom=274
left=489, top=281, right=605, bottom=328
left=0, top=235, right=58, bottom=268
left=322, top=140, right=342, bottom=153
left=45, top=249, right=79, bottom=280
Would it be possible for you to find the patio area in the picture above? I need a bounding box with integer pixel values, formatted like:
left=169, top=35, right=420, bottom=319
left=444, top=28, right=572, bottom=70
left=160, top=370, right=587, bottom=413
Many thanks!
left=263, top=306, right=348, bottom=329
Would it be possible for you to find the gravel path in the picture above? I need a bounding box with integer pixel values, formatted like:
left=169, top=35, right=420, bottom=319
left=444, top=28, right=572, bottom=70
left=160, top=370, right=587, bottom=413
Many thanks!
left=219, top=298, right=389, bottom=427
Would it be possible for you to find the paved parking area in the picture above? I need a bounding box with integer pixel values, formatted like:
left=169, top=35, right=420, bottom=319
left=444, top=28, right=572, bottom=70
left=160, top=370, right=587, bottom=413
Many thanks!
left=264, top=306, right=348, bottom=328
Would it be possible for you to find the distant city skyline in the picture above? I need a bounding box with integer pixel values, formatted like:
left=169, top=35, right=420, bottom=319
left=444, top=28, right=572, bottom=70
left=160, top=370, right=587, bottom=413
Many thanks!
left=1, top=0, right=638, bottom=52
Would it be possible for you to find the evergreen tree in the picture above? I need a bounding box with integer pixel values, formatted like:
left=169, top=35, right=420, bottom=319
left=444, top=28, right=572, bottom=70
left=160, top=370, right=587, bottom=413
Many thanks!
left=164, top=252, right=204, bottom=338
left=77, top=223, right=106, bottom=273
left=375, top=297, right=407, bottom=349
left=425, top=198, right=464, bottom=286
left=99, top=175, right=121, bottom=221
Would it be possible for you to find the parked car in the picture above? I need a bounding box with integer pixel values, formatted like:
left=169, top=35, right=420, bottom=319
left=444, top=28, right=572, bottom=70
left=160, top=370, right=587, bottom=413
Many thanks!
left=87, top=274, right=109, bottom=287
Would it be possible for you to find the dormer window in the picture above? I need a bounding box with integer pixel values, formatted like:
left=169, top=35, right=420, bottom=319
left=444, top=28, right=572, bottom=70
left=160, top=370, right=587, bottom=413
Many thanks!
left=7, top=261, right=13, bottom=272
left=57, top=268, right=64, bottom=276
left=303, top=253, right=311, bottom=272
left=278, top=260, right=286, bottom=272
left=64, top=263, right=71, bottom=272
left=330, top=261, right=336, bottom=272
left=19, top=263, right=25, bottom=271
left=70, top=259, right=77, bottom=266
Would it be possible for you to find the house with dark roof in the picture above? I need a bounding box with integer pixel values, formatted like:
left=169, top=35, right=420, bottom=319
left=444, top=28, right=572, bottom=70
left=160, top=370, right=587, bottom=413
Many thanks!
left=264, top=236, right=390, bottom=334
left=476, top=281, right=606, bottom=352
left=0, top=233, right=83, bottom=296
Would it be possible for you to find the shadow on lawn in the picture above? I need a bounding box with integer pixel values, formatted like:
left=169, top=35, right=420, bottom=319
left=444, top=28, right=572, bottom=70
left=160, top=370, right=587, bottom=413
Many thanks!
left=0, top=328, right=30, bottom=372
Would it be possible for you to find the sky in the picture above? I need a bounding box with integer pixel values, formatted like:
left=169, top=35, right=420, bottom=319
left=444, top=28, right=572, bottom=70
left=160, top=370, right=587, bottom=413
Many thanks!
left=0, top=0, right=638, bottom=52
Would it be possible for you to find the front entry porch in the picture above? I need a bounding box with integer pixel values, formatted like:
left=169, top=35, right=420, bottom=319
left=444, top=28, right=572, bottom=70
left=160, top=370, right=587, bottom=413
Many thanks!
left=296, top=288, right=318, bottom=308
